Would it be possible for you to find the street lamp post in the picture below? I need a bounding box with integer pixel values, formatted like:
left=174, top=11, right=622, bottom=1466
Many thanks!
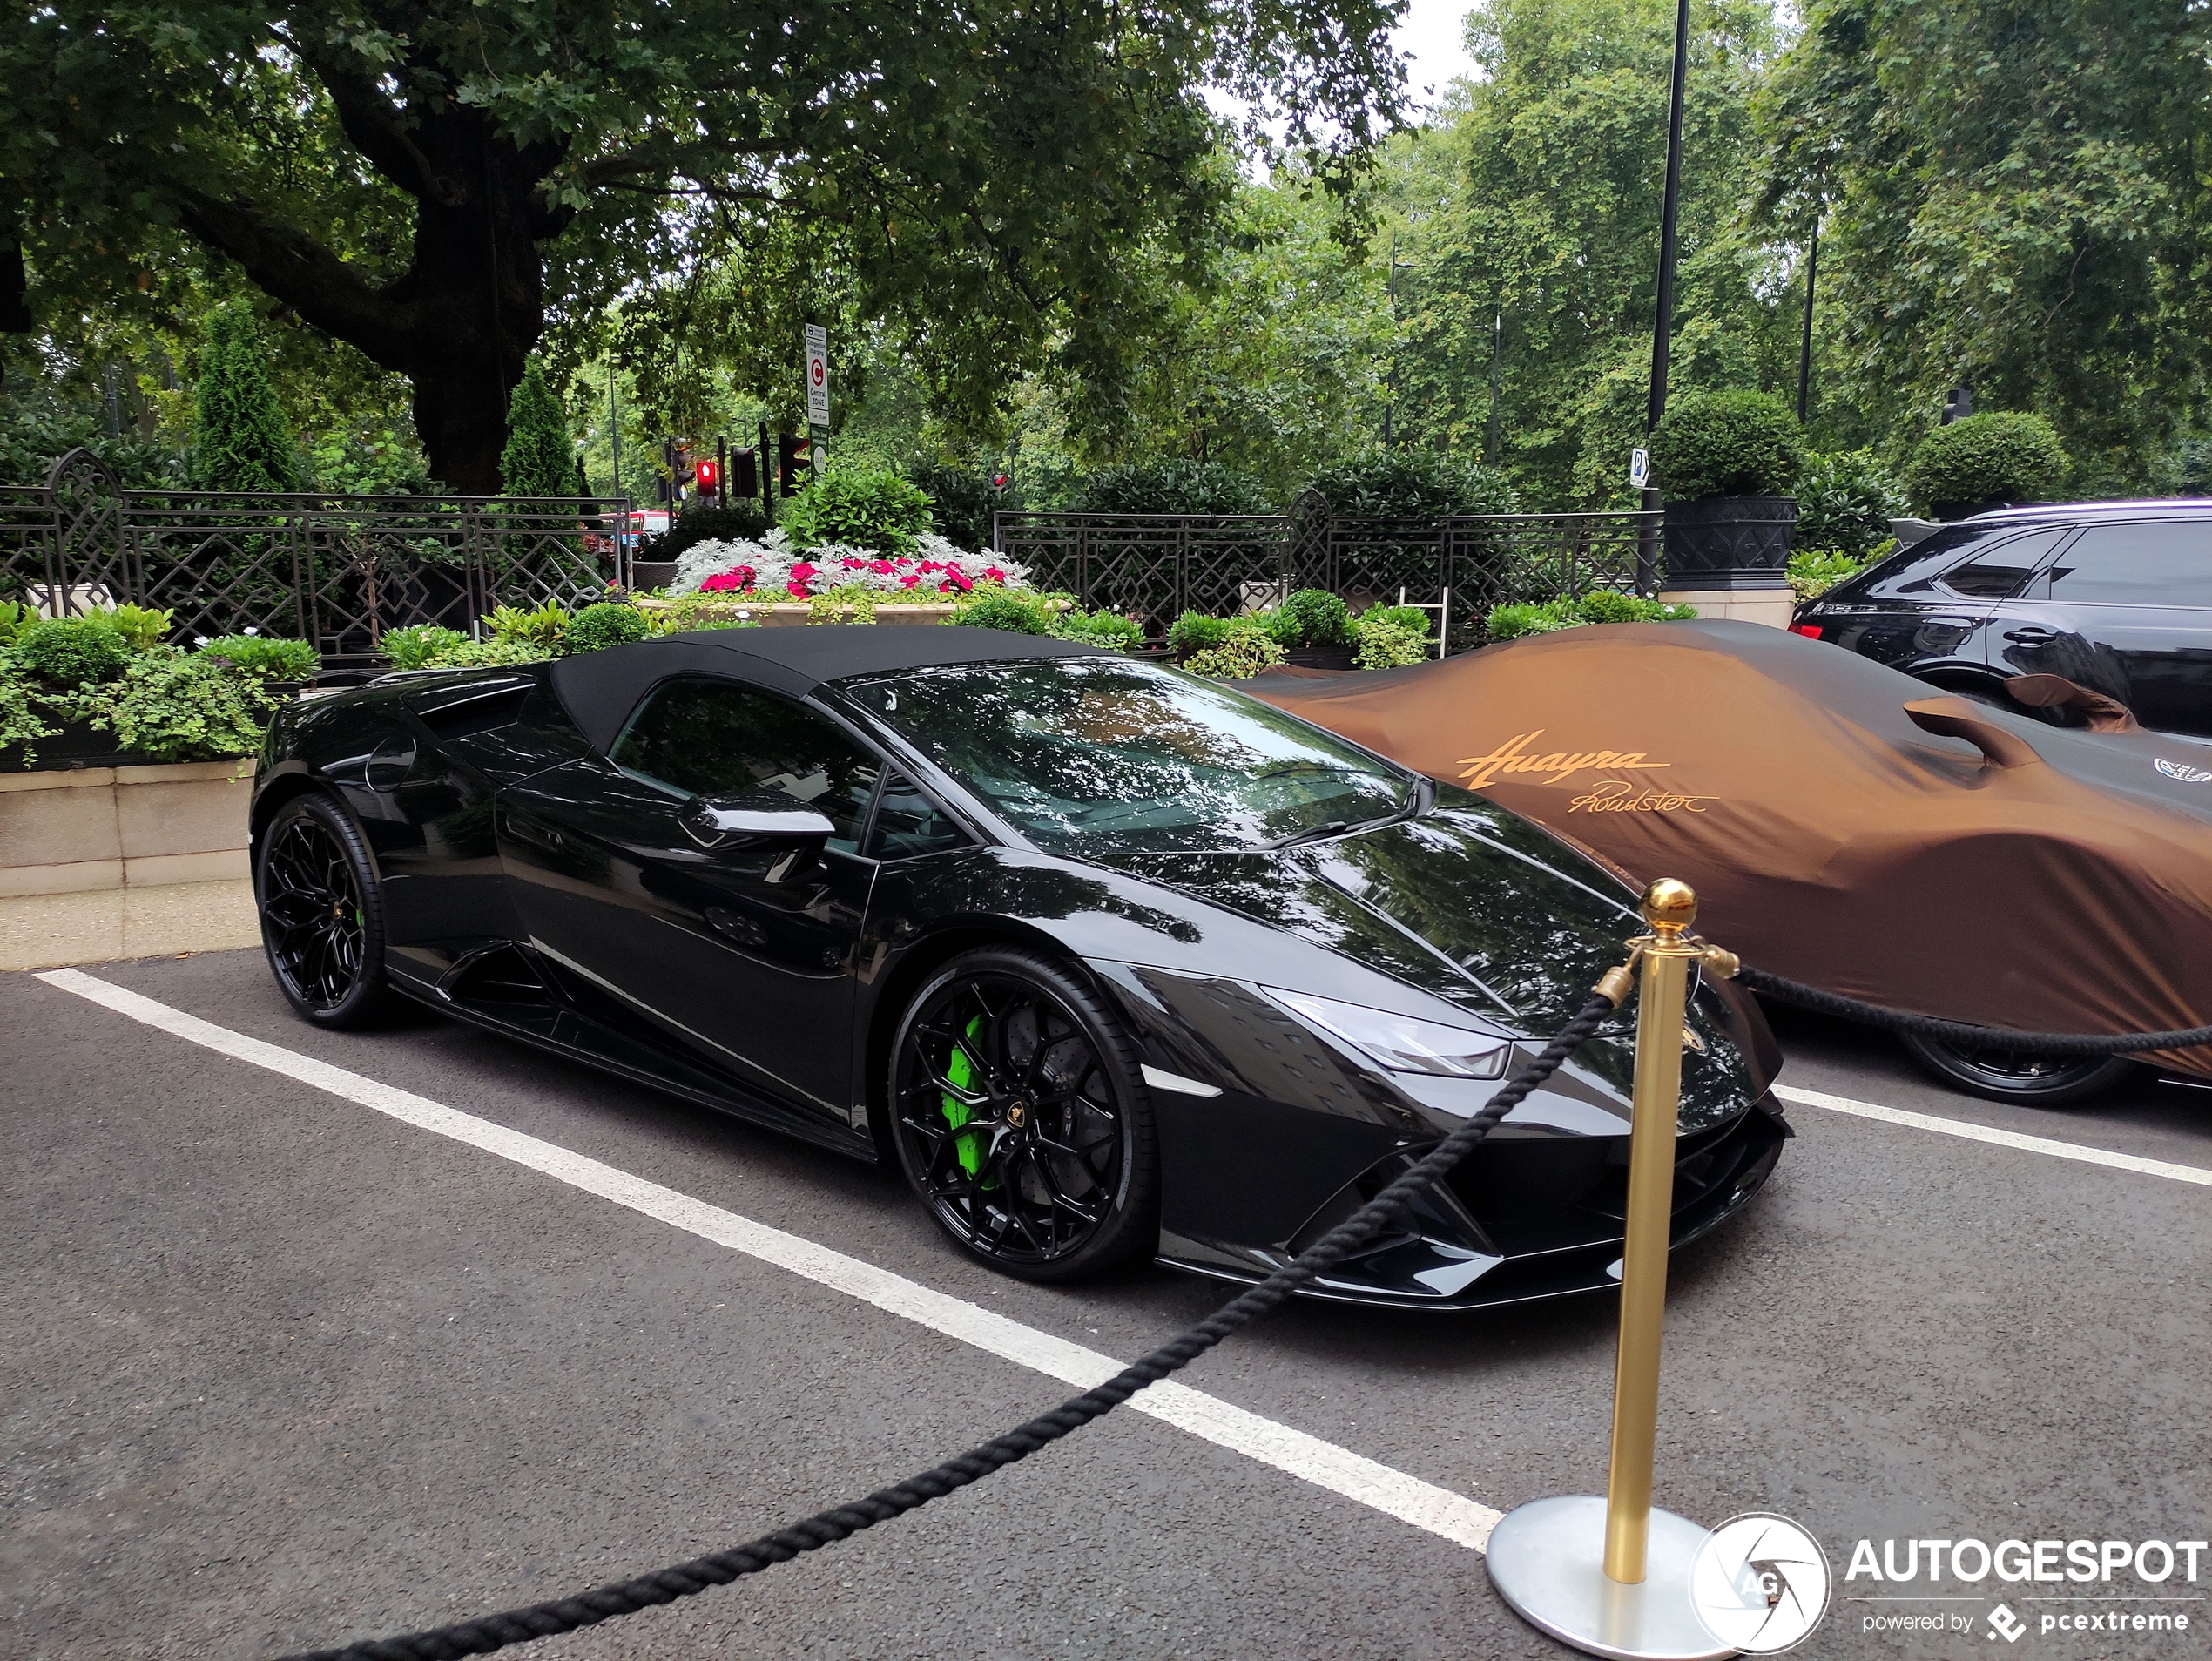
left=1637, top=0, right=1691, bottom=596
left=1383, top=237, right=1413, bottom=448
left=1797, top=213, right=1821, bottom=424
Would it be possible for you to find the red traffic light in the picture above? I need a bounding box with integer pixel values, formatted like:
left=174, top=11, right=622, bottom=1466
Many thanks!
left=992, top=472, right=1008, bottom=490
left=696, top=458, right=718, bottom=490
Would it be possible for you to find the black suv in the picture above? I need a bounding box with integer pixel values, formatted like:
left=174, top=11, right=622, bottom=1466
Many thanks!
left=1792, top=502, right=2212, bottom=739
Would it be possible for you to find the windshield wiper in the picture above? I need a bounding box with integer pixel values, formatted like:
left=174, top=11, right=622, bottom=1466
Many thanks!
left=1262, top=778, right=1433, bottom=851
left=1264, top=820, right=1351, bottom=849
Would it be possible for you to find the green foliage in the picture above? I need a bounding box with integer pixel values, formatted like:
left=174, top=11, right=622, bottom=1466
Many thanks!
left=1305, top=450, right=1518, bottom=517
left=1181, top=625, right=1286, bottom=679
left=193, top=303, right=298, bottom=493
left=107, top=604, right=176, bottom=652
left=1793, top=451, right=1906, bottom=559
left=650, top=503, right=771, bottom=560
left=199, top=634, right=320, bottom=680
left=909, top=463, right=1007, bottom=551
left=380, top=625, right=471, bottom=671
left=1070, top=462, right=1274, bottom=516
left=807, top=585, right=880, bottom=625
left=90, top=649, right=272, bottom=763
left=499, top=358, right=576, bottom=499
left=779, top=469, right=934, bottom=555
left=0, top=601, right=28, bottom=646
left=1650, top=390, right=1805, bottom=501
left=485, top=602, right=571, bottom=648
left=1485, top=593, right=1698, bottom=639
left=1052, top=609, right=1145, bottom=652
left=15, top=616, right=132, bottom=687
left=1263, top=589, right=1354, bottom=648
left=956, top=587, right=1059, bottom=637
left=1361, top=604, right=1433, bottom=637
left=1787, top=547, right=1871, bottom=603
left=1354, top=616, right=1429, bottom=669
left=1903, top=414, right=2070, bottom=517
left=1168, top=611, right=1236, bottom=658
left=562, top=602, right=651, bottom=655
left=644, top=593, right=765, bottom=634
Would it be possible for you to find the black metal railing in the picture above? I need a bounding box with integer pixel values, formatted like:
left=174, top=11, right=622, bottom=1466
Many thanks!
left=1, top=449, right=630, bottom=666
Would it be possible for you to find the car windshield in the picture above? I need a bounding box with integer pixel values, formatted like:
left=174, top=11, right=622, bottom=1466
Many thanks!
left=841, top=657, right=1413, bottom=854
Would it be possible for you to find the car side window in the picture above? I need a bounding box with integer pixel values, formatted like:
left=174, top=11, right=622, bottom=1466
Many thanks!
left=2044, top=522, right=2212, bottom=606
left=1936, top=529, right=2067, bottom=599
left=610, top=679, right=882, bottom=853
left=867, top=773, right=971, bottom=861
left=1829, top=525, right=2014, bottom=601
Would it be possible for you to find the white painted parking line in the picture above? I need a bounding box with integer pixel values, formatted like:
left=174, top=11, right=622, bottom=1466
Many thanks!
left=1776, top=1084, right=2212, bottom=1188
left=36, top=968, right=1501, bottom=1552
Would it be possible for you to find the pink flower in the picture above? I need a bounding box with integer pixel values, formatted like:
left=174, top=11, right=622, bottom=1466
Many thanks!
left=900, top=573, right=921, bottom=588
left=983, top=567, right=1006, bottom=583
left=790, top=561, right=819, bottom=579
left=842, top=556, right=865, bottom=569
left=786, top=579, right=811, bottom=597
left=870, top=559, right=894, bottom=575
left=699, top=566, right=755, bottom=593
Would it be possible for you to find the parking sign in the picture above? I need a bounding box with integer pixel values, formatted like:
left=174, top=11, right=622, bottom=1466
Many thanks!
left=804, top=325, right=830, bottom=427
left=1629, top=447, right=1649, bottom=490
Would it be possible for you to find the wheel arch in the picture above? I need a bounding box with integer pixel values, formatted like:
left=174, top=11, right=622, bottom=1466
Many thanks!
left=248, top=769, right=381, bottom=883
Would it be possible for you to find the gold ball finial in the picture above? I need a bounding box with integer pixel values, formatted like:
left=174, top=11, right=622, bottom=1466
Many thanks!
left=1640, top=876, right=1697, bottom=935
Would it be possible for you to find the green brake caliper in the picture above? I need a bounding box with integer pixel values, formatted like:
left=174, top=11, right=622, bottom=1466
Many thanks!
left=942, top=1016, right=985, bottom=1178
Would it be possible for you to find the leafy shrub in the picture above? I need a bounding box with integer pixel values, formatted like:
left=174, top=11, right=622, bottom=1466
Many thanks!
left=563, top=601, right=651, bottom=654
left=779, top=468, right=934, bottom=555
left=0, top=656, right=54, bottom=761
left=1054, top=609, right=1145, bottom=652
left=92, top=650, right=272, bottom=763
left=1070, top=461, right=1272, bottom=517
left=1361, top=604, right=1432, bottom=638
left=16, top=616, right=132, bottom=687
left=1788, top=544, right=1888, bottom=603
left=430, top=638, right=552, bottom=668
left=1263, top=588, right=1354, bottom=649
left=645, top=593, right=765, bottom=634
left=647, top=502, right=771, bottom=562
left=956, top=586, right=1059, bottom=636
left=1794, top=451, right=1906, bottom=558
left=1904, top=412, right=2068, bottom=517
left=1354, top=616, right=1429, bottom=670
left=1649, top=390, right=1805, bottom=501
left=194, top=301, right=300, bottom=493
left=1167, top=611, right=1235, bottom=658
left=0, top=600, right=29, bottom=646
left=1485, top=594, right=1698, bottom=639
left=910, top=462, right=1008, bottom=551
left=1182, top=625, right=1285, bottom=679
left=380, top=625, right=470, bottom=670
left=485, top=601, right=570, bottom=647
left=109, top=604, right=176, bottom=652
left=1304, top=450, right=1518, bottom=517
left=199, top=634, right=320, bottom=680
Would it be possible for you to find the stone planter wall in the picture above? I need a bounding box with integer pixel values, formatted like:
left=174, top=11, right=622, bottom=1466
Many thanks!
left=637, top=599, right=961, bottom=629
left=0, top=760, right=255, bottom=897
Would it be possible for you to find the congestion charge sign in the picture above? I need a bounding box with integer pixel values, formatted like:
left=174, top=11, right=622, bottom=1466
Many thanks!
left=804, top=325, right=830, bottom=428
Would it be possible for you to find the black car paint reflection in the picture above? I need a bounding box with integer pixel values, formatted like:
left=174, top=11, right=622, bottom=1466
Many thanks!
left=252, top=628, right=1787, bottom=1309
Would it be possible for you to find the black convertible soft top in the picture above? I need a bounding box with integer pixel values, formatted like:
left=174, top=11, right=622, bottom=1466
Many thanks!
left=545, top=625, right=1105, bottom=751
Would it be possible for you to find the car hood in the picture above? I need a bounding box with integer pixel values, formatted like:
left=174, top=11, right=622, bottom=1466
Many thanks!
left=1103, top=791, right=1776, bottom=1123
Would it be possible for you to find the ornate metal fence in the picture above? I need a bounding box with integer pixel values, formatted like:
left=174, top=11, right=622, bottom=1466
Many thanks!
left=0, top=449, right=629, bottom=667
left=996, top=496, right=1660, bottom=645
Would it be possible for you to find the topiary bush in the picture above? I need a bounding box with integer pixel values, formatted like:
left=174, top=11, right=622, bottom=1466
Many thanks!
left=1794, top=450, right=1907, bottom=558
left=16, top=616, right=132, bottom=687
left=1649, top=390, right=1805, bottom=501
left=1070, top=461, right=1272, bottom=517
left=1903, top=412, right=2067, bottom=518
left=199, top=634, right=320, bottom=681
left=1263, top=588, right=1354, bottom=648
left=499, top=356, right=576, bottom=498
left=779, top=468, right=934, bottom=555
left=648, top=502, right=771, bottom=561
left=563, top=601, right=651, bottom=654
left=194, top=302, right=299, bottom=493
left=1304, top=450, right=1517, bottom=517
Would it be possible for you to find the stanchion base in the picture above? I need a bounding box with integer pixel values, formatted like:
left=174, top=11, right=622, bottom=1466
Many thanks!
left=1486, top=1495, right=1735, bottom=1661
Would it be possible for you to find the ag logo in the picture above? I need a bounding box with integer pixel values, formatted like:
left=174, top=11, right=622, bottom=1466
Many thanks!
left=2155, top=757, right=2212, bottom=784
left=1689, top=1513, right=1831, bottom=1653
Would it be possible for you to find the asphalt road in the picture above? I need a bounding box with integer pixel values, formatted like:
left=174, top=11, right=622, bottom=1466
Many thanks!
left=4, top=950, right=2209, bottom=1661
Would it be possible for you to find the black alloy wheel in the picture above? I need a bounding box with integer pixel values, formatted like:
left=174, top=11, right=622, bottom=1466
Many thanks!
left=890, top=947, right=1158, bottom=1281
left=1898, top=1032, right=2139, bottom=1107
left=257, top=793, right=392, bottom=1029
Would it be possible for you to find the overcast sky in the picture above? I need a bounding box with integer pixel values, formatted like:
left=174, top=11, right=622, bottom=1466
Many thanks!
left=1393, top=0, right=1480, bottom=108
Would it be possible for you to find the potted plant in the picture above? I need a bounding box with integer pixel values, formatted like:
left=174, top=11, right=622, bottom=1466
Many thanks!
left=1649, top=390, right=1805, bottom=598
left=1903, top=411, right=2067, bottom=521
left=1264, top=588, right=1358, bottom=669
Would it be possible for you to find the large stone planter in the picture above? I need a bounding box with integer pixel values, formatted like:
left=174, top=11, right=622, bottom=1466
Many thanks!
left=637, top=598, right=961, bottom=629
left=1658, top=495, right=1797, bottom=629
left=0, top=760, right=254, bottom=896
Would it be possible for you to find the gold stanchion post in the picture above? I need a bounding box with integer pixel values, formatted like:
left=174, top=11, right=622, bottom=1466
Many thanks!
left=1484, top=879, right=1739, bottom=1661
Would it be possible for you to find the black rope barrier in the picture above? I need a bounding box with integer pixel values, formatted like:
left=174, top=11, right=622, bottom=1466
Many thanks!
left=1735, top=965, right=2212, bottom=1056
left=280, top=996, right=1620, bottom=1661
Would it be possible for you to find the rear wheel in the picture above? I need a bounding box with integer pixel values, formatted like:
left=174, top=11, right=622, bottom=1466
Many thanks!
left=256, top=793, right=392, bottom=1029
left=889, top=948, right=1158, bottom=1281
left=1898, top=1032, right=2139, bottom=1107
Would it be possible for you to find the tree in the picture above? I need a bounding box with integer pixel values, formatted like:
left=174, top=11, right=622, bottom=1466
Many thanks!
left=6, top=1, right=1407, bottom=492
left=498, top=357, right=572, bottom=499
left=1758, top=0, right=2212, bottom=490
left=193, top=303, right=297, bottom=493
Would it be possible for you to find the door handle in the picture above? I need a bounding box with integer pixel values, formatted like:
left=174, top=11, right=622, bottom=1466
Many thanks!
left=2003, top=626, right=2057, bottom=645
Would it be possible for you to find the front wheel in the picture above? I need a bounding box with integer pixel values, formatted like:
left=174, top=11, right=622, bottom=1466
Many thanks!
left=889, top=947, right=1158, bottom=1281
left=256, top=793, right=393, bottom=1029
left=1898, top=1032, right=2139, bottom=1107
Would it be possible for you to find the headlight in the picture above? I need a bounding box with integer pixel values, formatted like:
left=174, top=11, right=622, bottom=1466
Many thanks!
left=1264, top=988, right=1512, bottom=1080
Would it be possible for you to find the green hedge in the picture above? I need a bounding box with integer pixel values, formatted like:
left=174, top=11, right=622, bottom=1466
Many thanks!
left=1304, top=449, right=1517, bottom=517
left=1069, top=461, right=1272, bottom=516
left=1903, top=412, right=2067, bottom=517
left=1649, top=390, right=1805, bottom=501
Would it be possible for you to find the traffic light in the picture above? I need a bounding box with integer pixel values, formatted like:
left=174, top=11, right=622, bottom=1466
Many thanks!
left=778, top=431, right=809, bottom=496
left=730, top=448, right=759, bottom=498
left=695, top=456, right=718, bottom=496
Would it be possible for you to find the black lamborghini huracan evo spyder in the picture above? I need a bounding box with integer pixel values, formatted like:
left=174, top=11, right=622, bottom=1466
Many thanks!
left=251, top=625, right=1788, bottom=1308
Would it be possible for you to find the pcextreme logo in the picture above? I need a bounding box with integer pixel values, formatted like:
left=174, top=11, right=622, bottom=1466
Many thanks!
left=1457, top=729, right=1674, bottom=789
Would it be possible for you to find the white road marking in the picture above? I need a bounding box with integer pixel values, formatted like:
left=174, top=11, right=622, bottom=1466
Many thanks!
left=35, top=968, right=1501, bottom=1551
left=1776, top=1084, right=2212, bottom=1189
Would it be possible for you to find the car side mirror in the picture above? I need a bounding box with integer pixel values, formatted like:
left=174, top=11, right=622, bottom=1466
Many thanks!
left=681, top=789, right=837, bottom=851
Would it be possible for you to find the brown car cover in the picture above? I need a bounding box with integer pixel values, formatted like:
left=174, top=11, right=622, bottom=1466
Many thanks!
left=1242, top=620, right=2212, bottom=1077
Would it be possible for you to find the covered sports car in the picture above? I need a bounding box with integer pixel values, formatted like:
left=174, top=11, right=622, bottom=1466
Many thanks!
left=1244, top=619, right=2212, bottom=1104
left=249, top=625, right=1787, bottom=1309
